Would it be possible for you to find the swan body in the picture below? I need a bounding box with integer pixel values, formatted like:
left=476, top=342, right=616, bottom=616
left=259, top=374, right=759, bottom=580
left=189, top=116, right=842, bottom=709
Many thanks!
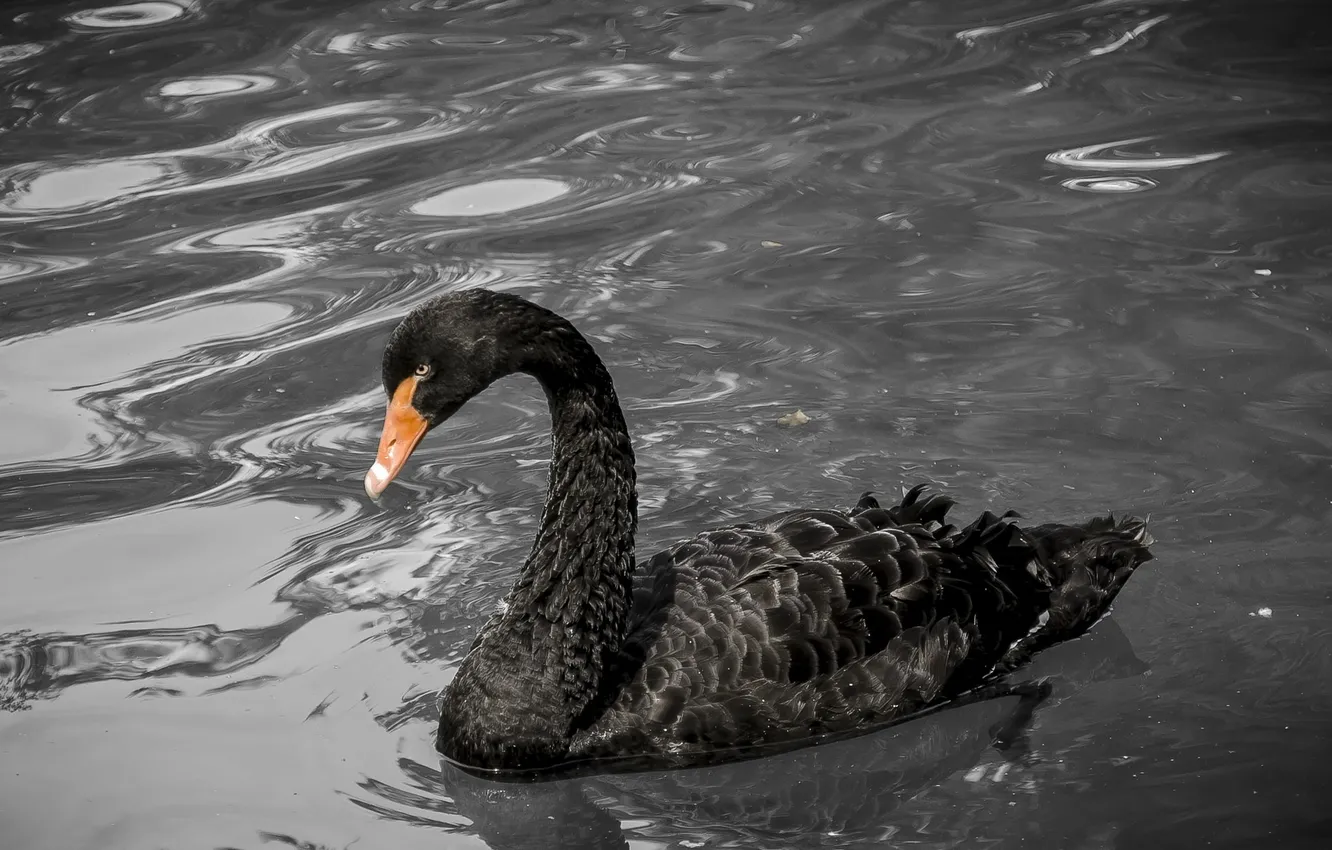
left=365, top=289, right=1153, bottom=773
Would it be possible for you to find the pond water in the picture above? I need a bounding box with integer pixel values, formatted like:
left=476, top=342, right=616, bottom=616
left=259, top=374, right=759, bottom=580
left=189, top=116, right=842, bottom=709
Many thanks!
left=1, top=0, right=1329, bottom=848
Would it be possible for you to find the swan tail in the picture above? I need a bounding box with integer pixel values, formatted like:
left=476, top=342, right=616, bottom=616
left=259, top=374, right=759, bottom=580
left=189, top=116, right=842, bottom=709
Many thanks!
left=855, top=484, right=959, bottom=536
left=999, top=514, right=1155, bottom=670
left=1031, top=514, right=1155, bottom=618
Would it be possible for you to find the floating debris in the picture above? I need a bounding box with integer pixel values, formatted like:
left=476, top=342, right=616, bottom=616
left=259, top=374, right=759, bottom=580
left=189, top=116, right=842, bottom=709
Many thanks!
left=1254, top=269, right=1272, bottom=276
left=760, top=240, right=783, bottom=248
left=1255, top=607, right=1273, bottom=618
left=776, top=409, right=810, bottom=427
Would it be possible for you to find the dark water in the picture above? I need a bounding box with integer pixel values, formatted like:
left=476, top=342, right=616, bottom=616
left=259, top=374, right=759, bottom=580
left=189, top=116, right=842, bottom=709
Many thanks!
left=2, top=0, right=1330, bottom=847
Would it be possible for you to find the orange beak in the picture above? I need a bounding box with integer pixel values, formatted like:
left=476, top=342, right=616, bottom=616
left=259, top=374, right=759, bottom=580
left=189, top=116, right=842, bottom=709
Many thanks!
left=364, top=376, right=429, bottom=499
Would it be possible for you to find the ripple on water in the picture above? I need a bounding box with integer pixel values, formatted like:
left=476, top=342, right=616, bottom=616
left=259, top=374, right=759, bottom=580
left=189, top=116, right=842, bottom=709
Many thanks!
left=369, top=167, right=704, bottom=254
left=0, top=302, right=288, bottom=470
left=1047, top=136, right=1229, bottom=171
left=63, top=1, right=190, bottom=30
left=0, top=254, right=89, bottom=284
left=529, top=63, right=684, bottom=95
left=409, top=178, right=569, bottom=218
left=0, top=498, right=323, bottom=631
left=262, top=102, right=446, bottom=149
left=1227, top=158, right=1332, bottom=204
left=0, top=1, right=1326, bottom=846
left=0, top=43, right=45, bottom=64
left=158, top=74, right=279, bottom=99
left=0, top=158, right=181, bottom=215
left=315, top=27, right=583, bottom=56
left=1061, top=176, right=1158, bottom=193
left=557, top=103, right=845, bottom=178
left=0, top=100, right=469, bottom=222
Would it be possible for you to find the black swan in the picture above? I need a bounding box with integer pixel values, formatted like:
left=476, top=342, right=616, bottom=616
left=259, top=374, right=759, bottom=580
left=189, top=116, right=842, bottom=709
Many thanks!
left=363, top=289, right=1154, bottom=774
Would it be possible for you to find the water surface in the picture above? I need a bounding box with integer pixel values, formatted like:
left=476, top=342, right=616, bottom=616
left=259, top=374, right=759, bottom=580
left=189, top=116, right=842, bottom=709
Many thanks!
left=1, top=1, right=1330, bottom=848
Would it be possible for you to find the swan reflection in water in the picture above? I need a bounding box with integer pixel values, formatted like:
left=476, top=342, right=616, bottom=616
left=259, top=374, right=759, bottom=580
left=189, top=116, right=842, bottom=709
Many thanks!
left=353, top=620, right=1148, bottom=850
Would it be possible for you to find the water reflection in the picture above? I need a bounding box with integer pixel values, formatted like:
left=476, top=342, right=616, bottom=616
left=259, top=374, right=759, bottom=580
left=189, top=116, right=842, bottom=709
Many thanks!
left=64, top=3, right=192, bottom=31
left=158, top=73, right=279, bottom=99
left=1, top=0, right=1329, bottom=847
left=1061, top=175, right=1158, bottom=193
left=0, top=618, right=307, bottom=713
left=1046, top=136, right=1230, bottom=171
left=1, top=159, right=180, bottom=214
left=409, top=177, right=570, bottom=217
left=350, top=623, right=1148, bottom=849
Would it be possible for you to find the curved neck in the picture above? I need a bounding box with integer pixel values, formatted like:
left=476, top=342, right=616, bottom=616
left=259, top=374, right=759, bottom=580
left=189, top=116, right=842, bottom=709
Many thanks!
left=452, top=313, right=638, bottom=734
left=516, top=342, right=639, bottom=633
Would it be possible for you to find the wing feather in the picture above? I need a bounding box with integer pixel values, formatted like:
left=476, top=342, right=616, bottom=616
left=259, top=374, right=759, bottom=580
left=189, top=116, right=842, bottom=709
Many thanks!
left=570, top=485, right=1126, bottom=760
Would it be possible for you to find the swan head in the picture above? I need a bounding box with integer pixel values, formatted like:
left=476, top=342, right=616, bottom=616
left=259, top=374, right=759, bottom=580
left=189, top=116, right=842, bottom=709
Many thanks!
left=364, top=290, right=518, bottom=499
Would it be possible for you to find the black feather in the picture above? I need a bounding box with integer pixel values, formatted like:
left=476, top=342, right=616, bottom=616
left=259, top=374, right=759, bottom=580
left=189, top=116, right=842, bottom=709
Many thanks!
left=369, top=290, right=1155, bottom=774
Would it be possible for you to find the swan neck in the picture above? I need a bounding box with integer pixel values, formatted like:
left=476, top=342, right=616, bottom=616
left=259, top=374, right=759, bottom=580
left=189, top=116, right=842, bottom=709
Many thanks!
left=534, top=372, right=639, bottom=591
left=437, top=306, right=640, bottom=768
left=506, top=324, right=638, bottom=703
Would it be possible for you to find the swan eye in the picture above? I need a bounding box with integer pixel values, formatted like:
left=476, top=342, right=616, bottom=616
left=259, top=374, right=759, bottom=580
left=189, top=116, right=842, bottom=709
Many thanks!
left=414, top=363, right=433, bottom=379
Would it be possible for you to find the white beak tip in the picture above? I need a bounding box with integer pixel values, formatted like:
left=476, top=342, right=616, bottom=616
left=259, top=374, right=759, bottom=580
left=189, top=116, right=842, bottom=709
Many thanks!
left=364, top=462, right=391, bottom=500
